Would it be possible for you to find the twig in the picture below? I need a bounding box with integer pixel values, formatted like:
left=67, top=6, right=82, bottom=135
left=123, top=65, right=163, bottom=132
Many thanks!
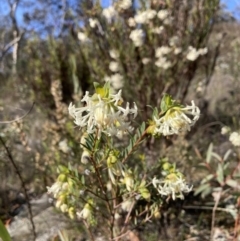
left=0, top=137, right=37, bottom=241
left=83, top=219, right=95, bottom=241
left=0, top=102, right=35, bottom=124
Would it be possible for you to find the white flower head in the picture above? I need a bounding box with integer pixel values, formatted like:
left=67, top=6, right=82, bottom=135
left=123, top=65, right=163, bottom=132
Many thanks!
left=77, top=201, right=93, bottom=220
left=81, top=150, right=91, bottom=164
left=121, top=198, right=135, bottom=212
left=198, top=47, right=208, bottom=55
left=109, top=49, right=120, bottom=59
left=109, top=61, right=120, bottom=72
left=229, top=132, right=240, bottom=146
left=58, top=139, right=70, bottom=153
left=102, top=6, right=117, bottom=23
left=157, top=9, right=169, bottom=20
left=134, top=11, right=148, bottom=24
left=154, top=100, right=200, bottom=136
left=221, top=126, right=230, bottom=135
left=142, top=58, right=151, bottom=65
left=129, top=29, right=144, bottom=47
left=155, top=46, right=172, bottom=58
left=77, top=32, right=90, bottom=43
left=89, top=18, right=99, bottom=28
left=186, top=46, right=199, bottom=61
left=47, top=181, right=63, bottom=198
left=152, top=26, right=164, bottom=34
left=169, top=36, right=179, bottom=47
left=174, top=47, right=182, bottom=55
left=68, top=83, right=137, bottom=137
left=155, top=57, right=172, bottom=69
left=128, top=17, right=136, bottom=27
left=110, top=73, right=124, bottom=89
left=152, top=174, right=192, bottom=200
left=118, top=0, right=132, bottom=10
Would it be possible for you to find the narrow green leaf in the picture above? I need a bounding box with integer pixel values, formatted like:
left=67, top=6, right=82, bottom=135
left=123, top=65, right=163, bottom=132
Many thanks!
left=0, top=219, right=11, bottom=241
left=216, top=163, right=224, bottom=184
left=223, top=149, right=232, bottom=161
left=206, top=143, right=213, bottom=163
left=194, top=183, right=210, bottom=196
left=212, top=152, right=222, bottom=162
left=201, top=174, right=214, bottom=184
left=226, top=179, right=239, bottom=189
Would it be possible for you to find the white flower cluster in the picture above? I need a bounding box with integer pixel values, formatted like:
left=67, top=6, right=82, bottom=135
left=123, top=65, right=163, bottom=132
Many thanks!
left=118, top=0, right=132, bottom=10
left=155, top=46, right=172, bottom=69
left=102, top=6, right=117, bottom=23
left=152, top=175, right=192, bottom=200
left=129, top=29, right=144, bottom=47
left=154, top=101, right=200, bottom=136
left=229, top=132, right=240, bottom=146
left=104, top=73, right=124, bottom=90
left=134, top=9, right=157, bottom=24
left=68, top=88, right=137, bottom=137
left=186, top=46, right=208, bottom=61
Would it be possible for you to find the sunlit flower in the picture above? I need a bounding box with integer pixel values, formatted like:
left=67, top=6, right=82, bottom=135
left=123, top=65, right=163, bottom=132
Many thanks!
left=157, top=9, right=169, bottom=20
left=109, top=49, right=120, bottom=59
left=60, top=204, right=68, bottom=213
left=102, top=6, right=117, bottom=23
left=109, top=61, right=120, bottom=72
left=68, top=84, right=137, bottom=137
left=122, top=172, right=134, bottom=191
left=154, top=101, right=200, bottom=136
left=152, top=174, right=192, bottom=200
left=47, top=181, right=63, bottom=198
left=155, top=46, right=172, bottom=58
left=81, top=150, right=91, bottom=164
left=152, top=26, right=164, bottom=34
left=134, top=11, right=148, bottom=24
left=146, top=9, right=157, bottom=19
left=129, top=29, right=144, bottom=47
left=58, top=139, right=70, bottom=153
left=134, top=9, right=157, bottom=24
left=229, top=132, right=240, bottom=146
left=77, top=202, right=93, bottom=220
left=89, top=18, right=99, bottom=28
left=169, top=36, right=179, bottom=46
left=77, top=32, right=90, bottom=43
left=107, top=153, right=125, bottom=184
left=118, top=0, right=132, bottom=10
left=155, top=57, right=172, bottom=69
left=110, top=73, right=124, bottom=89
left=198, top=47, right=208, bottom=55
left=142, top=58, right=151, bottom=65
left=121, top=198, right=135, bottom=212
left=221, top=126, right=230, bottom=135
left=128, top=17, right=136, bottom=27
left=174, top=47, right=182, bottom=55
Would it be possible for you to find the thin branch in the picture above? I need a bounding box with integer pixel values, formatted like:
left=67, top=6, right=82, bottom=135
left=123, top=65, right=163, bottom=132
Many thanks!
left=0, top=137, right=37, bottom=241
left=0, top=102, right=35, bottom=124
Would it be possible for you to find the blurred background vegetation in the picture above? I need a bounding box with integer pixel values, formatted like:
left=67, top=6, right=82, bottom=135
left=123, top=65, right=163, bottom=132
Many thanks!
left=0, top=0, right=240, bottom=240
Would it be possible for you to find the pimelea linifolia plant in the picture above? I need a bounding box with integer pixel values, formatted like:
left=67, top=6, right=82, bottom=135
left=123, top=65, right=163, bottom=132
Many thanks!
left=47, top=81, right=200, bottom=240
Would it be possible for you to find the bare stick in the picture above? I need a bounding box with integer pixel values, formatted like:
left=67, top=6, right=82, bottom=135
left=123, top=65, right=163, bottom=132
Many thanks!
left=0, top=102, right=35, bottom=124
left=0, top=137, right=37, bottom=241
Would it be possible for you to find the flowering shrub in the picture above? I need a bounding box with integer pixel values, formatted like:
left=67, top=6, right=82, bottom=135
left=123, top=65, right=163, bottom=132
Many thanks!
left=76, top=0, right=219, bottom=120
left=47, top=82, right=200, bottom=239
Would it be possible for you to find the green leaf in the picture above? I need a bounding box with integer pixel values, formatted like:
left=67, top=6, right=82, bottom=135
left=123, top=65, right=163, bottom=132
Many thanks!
left=223, top=149, right=232, bottom=161
left=201, top=174, right=214, bottom=184
left=0, top=219, right=11, bottom=241
left=206, top=143, right=213, bottom=163
left=194, top=183, right=210, bottom=196
left=226, top=179, right=239, bottom=189
left=160, top=94, right=173, bottom=113
left=216, top=163, right=224, bottom=184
